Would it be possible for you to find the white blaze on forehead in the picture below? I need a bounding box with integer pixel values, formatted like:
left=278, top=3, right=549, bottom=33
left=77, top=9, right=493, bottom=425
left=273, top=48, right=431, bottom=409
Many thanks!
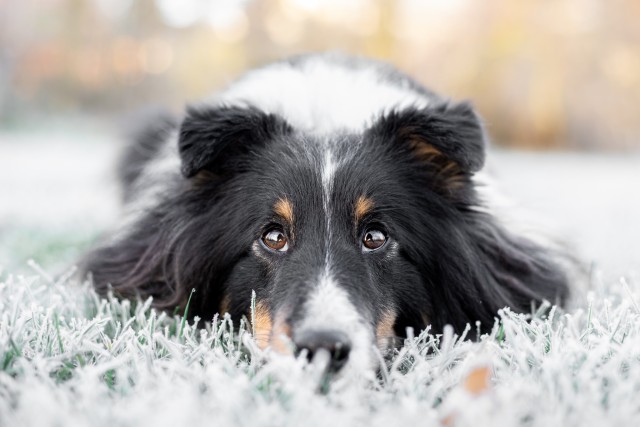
left=213, top=54, right=430, bottom=135
left=321, top=149, right=337, bottom=194
left=321, top=147, right=336, bottom=270
left=298, top=144, right=373, bottom=368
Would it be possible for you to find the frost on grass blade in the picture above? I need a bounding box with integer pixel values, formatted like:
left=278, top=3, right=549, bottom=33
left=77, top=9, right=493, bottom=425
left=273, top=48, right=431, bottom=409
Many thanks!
left=1, top=269, right=640, bottom=426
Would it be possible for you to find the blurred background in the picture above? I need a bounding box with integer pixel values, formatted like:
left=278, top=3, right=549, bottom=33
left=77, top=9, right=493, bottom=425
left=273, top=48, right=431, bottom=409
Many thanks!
left=3, top=0, right=640, bottom=148
left=0, top=0, right=639, bottom=278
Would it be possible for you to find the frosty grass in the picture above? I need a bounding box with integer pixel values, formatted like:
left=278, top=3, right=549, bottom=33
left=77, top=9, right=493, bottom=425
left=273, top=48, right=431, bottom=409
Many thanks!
left=1, top=263, right=639, bottom=427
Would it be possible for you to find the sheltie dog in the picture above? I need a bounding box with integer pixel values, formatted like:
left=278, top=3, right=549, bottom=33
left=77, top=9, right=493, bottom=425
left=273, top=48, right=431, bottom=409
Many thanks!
left=82, top=53, right=569, bottom=372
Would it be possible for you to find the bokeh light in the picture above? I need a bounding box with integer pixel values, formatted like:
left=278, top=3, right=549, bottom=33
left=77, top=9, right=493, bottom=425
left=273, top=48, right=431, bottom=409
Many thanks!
left=0, top=0, right=639, bottom=149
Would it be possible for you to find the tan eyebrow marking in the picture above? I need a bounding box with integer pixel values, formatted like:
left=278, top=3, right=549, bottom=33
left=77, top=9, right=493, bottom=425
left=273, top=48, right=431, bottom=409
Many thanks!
left=375, top=309, right=397, bottom=350
left=274, top=197, right=294, bottom=225
left=253, top=300, right=272, bottom=350
left=355, top=196, right=374, bottom=224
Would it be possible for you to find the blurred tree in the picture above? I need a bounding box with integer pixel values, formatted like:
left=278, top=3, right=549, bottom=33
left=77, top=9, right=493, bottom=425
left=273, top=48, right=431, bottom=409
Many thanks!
left=0, top=0, right=638, bottom=149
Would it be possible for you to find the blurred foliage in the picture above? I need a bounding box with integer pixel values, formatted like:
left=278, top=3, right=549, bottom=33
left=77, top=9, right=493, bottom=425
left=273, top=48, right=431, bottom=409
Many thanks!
left=1, top=0, right=639, bottom=149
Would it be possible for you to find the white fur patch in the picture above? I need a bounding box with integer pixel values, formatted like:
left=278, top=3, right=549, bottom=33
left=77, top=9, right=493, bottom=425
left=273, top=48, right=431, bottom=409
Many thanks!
left=299, top=272, right=374, bottom=369
left=321, top=149, right=337, bottom=197
left=213, top=54, right=430, bottom=135
left=110, top=133, right=181, bottom=242
left=321, top=147, right=336, bottom=270
left=473, top=170, right=556, bottom=247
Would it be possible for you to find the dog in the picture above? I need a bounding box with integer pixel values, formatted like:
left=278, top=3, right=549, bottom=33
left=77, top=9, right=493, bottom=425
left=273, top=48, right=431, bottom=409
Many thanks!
left=82, top=53, right=570, bottom=372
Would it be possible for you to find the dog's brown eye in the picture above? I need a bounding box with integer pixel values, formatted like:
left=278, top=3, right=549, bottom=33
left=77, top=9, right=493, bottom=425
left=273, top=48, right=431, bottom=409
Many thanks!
left=362, top=229, right=386, bottom=251
left=262, top=228, right=288, bottom=252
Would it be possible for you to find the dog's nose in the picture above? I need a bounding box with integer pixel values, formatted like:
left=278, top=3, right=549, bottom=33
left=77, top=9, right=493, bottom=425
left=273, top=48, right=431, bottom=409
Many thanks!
left=294, top=329, right=352, bottom=371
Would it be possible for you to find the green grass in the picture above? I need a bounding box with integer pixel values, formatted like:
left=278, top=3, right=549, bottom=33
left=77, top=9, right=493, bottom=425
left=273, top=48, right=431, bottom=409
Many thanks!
left=1, top=260, right=640, bottom=426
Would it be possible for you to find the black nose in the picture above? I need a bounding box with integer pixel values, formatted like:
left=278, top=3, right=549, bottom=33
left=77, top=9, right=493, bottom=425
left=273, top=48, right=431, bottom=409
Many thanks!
left=294, top=329, right=352, bottom=372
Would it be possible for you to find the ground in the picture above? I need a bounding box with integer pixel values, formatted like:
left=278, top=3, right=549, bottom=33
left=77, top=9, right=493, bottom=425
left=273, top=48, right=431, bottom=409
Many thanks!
left=1, top=129, right=639, bottom=426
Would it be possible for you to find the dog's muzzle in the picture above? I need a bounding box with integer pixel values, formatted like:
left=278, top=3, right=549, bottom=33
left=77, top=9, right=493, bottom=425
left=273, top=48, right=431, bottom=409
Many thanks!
left=293, top=328, right=352, bottom=372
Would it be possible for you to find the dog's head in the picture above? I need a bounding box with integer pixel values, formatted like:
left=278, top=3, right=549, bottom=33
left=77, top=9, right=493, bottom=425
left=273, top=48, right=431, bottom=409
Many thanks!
left=86, top=100, right=568, bottom=373
left=174, top=100, right=564, bottom=371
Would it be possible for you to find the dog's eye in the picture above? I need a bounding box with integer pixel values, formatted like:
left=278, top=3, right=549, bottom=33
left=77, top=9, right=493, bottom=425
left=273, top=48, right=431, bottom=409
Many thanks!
left=262, top=228, right=289, bottom=252
left=362, top=229, right=387, bottom=251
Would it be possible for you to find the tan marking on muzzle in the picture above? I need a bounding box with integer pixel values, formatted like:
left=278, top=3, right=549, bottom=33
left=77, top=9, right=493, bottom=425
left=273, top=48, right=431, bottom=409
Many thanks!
left=274, top=197, right=294, bottom=225
left=355, top=196, right=374, bottom=224
left=270, top=310, right=293, bottom=355
left=376, top=309, right=397, bottom=349
left=253, top=301, right=272, bottom=350
left=252, top=302, right=293, bottom=353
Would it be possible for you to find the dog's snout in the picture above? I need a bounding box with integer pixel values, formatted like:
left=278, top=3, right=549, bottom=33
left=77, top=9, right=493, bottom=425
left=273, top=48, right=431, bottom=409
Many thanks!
left=294, top=329, right=352, bottom=371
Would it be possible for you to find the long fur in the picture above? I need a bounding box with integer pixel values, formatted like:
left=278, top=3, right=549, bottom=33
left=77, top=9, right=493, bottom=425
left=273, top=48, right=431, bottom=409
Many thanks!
left=81, top=54, right=570, bottom=360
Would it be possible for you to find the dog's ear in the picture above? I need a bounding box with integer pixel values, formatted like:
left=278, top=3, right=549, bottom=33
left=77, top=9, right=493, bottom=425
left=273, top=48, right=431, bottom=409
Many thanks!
left=369, top=102, right=487, bottom=195
left=178, top=105, right=292, bottom=178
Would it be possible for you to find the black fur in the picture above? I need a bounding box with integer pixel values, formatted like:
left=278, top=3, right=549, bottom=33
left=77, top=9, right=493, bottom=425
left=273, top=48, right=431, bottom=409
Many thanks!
left=81, top=57, right=570, bottom=354
left=179, top=105, right=292, bottom=178
left=373, top=102, right=486, bottom=173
